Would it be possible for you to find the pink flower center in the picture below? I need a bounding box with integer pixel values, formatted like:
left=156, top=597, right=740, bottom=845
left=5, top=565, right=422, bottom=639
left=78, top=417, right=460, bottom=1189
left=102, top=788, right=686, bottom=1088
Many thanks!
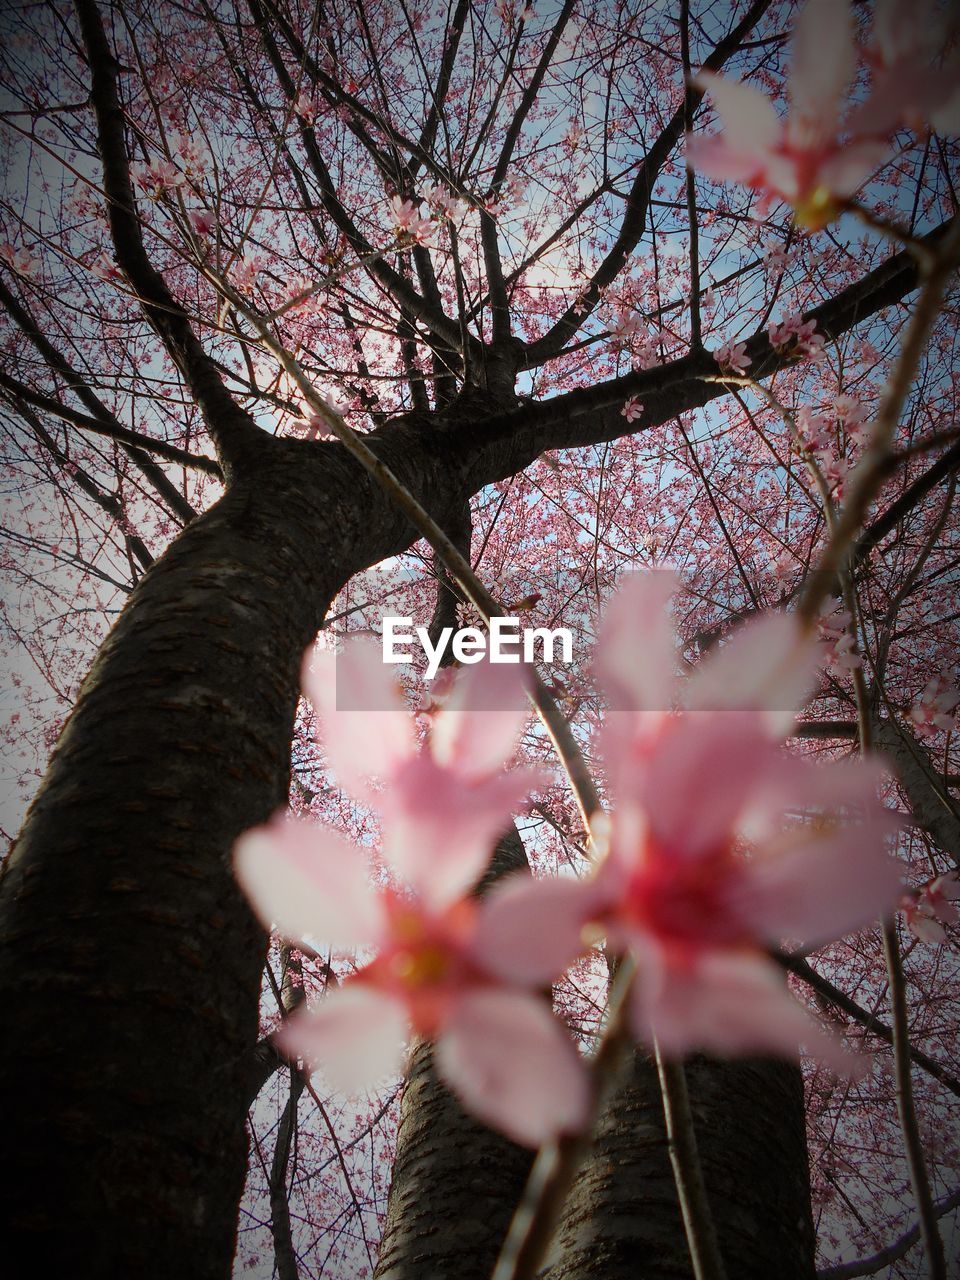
left=620, top=839, right=752, bottom=952
left=364, top=896, right=484, bottom=1035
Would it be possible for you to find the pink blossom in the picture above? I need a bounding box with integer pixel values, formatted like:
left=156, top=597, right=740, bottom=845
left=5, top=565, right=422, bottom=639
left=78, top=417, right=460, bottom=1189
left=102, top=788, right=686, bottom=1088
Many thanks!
left=133, top=157, right=185, bottom=199
left=188, top=209, right=215, bottom=237
left=0, top=242, right=36, bottom=277
left=91, top=253, right=124, bottom=284
left=833, top=394, right=872, bottom=447
left=687, top=0, right=890, bottom=229
left=713, top=340, right=751, bottom=376
left=388, top=196, right=434, bottom=244
left=608, top=310, right=642, bottom=345
left=819, top=453, right=849, bottom=499
left=901, top=873, right=960, bottom=943
left=422, top=182, right=467, bottom=222
left=909, top=674, right=960, bottom=738
left=633, top=334, right=660, bottom=370
left=302, top=638, right=546, bottom=906
left=294, top=90, right=320, bottom=123
left=816, top=600, right=861, bottom=676
left=621, top=396, right=643, bottom=423
left=796, top=405, right=833, bottom=453
left=855, top=0, right=960, bottom=137
left=762, top=240, right=791, bottom=272
left=234, top=651, right=588, bottom=1145
left=231, top=253, right=262, bottom=291
left=586, top=573, right=901, bottom=1065
left=169, top=131, right=210, bottom=177
left=769, top=313, right=825, bottom=361
left=388, top=196, right=419, bottom=232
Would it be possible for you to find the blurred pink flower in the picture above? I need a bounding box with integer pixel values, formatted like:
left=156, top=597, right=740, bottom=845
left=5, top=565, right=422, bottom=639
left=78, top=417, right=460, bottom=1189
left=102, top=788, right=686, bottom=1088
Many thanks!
left=855, top=0, right=960, bottom=137
left=587, top=573, right=902, bottom=1065
left=687, top=0, right=890, bottom=229
left=235, top=649, right=588, bottom=1146
left=303, top=638, right=546, bottom=903
left=133, top=157, right=185, bottom=199
left=816, top=600, right=861, bottom=676
left=621, top=396, right=644, bottom=423
left=0, top=243, right=36, bottom=276
left=294, top=89, right=320, bottom=124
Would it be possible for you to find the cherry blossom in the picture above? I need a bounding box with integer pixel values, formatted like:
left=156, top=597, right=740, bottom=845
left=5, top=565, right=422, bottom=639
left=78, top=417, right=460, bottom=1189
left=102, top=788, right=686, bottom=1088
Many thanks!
left=90, top=253, right=123, bottom=284
left=687, top=0, right=890, bottom=229
left=422, top=180, right=467, bottom=222
left=816, top=600, right=862, bottom=676
left=583, top=573, right=902, bottom=1064
left=302, top=638, right=546, bottom=908
left=235, top=650, right=587, bottom=1146
left=132, top=156, right=185, bottom=198
left=909, top=674, right=960, bottom=738
left=621, top=396, right=643, bottom=423
left=762, top=239, right=791, bottom=272
left=901, top=873, right=960, bottom=943
left=188, top=208, right=215, bottom=238
left=608, top=309, right=642, bottom=346
left=768, top=312, right=825, bottom=361
left=0, top=242, right=36, bottom=276
left=713, top=340, right=751, bottom=376
left=294, top=89, right=320, bottom=124
left=796, top=405, right=833, bottom=454
left=856, top=0, right=960, bottom=137
left=388, top=195, right=434, bottom=244
left=231, top=253, right=262, bottom=291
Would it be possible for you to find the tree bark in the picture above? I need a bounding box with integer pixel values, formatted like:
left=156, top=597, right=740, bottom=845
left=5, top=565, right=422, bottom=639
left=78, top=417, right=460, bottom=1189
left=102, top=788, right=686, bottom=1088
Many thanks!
left=540, top=1053, right=815, bottom=1280
left=374, top=827, right=535, bottom=1280
left=871, top=716, right=960, bottom=868
left=0, top=436, right=436, bottom=1277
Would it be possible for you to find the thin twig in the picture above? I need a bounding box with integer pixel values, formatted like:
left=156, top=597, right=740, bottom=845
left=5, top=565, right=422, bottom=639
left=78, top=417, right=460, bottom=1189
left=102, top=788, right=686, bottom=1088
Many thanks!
left=655, top=1047, right=727, bottom=1280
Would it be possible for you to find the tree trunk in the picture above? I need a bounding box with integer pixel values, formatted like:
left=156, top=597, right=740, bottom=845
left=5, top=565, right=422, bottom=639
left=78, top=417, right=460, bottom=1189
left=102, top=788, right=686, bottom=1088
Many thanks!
left=540, top=1054, right=815, bottom=1280
left=0, top=436, right=429, bottom=1277
left=872, top=716, right=960, bottom=867
left=374, top=827, right=535, bottom=1280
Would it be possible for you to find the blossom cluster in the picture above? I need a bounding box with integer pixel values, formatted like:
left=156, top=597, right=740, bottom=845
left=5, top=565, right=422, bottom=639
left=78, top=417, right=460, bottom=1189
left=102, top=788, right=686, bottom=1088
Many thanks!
left=235, top=577, right=903, bottom=1146
left=909, top=674, right=960, bottom=739
left=902, top=873, right=960, bottom=943
left=686, top=0, right=960, bottom=230
left=387, top=185, right=467, bottom=247
left=816, top=600, right=861, bottom=676
left=768, top=313, right=825, bottom=362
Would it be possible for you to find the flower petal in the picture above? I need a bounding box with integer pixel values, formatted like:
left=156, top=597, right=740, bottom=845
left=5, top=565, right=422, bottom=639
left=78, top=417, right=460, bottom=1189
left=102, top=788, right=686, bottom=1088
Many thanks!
left=639, top=712, right=779, bottom=858
left=234, top=814, right=382, bottom=949
left=431, top=657, right=531, bottom=778
left=693, top=72, right=781, bottom=154
left=276, top=985, right=409, bottom=1094
left=788, top=0, right=853, bottom=135
left=381, top=759, right=545, bottom=907
left=685, top=613, right=818, bottom=733
left=817, top=141, right=890, bottom=200
left=436, top=989, right=589, bottom=1146
left=472, top=872, right=598, bottom=984
left=729, top=762, right=902, bottom=947
left=633, top=948, right=855, bottom=1071
left=302, top=637, right=413, bottom=797
left=595, top=569, right=679, bottom=712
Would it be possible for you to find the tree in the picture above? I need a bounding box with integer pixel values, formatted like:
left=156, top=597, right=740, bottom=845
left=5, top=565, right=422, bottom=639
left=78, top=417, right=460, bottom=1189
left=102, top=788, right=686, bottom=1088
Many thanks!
left=0, top=1, right=957, bottom=1277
